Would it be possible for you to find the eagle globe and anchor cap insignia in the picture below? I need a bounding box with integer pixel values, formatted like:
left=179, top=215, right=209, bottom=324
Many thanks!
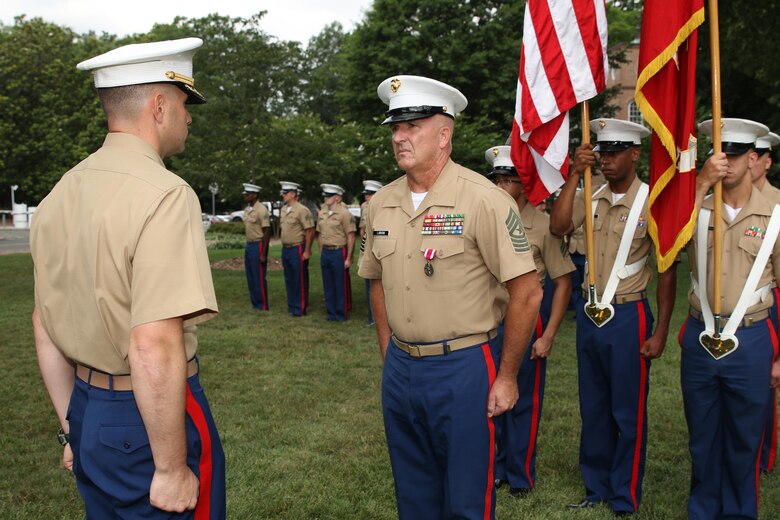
left=505, top=208, right=530, bottom=253
left=390, top=78, right=401, bottom=93
left=492, top=147, right=500, bottom=157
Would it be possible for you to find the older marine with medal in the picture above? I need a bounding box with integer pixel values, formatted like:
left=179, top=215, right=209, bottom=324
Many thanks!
left=359, top=75, right=541, bottom=520
left=678, top=118, right=780, bottom=519
left=550, top=118, right=676, bottom=516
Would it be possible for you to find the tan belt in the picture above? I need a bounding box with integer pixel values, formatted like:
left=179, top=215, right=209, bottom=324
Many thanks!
left=282, top=242, right=303, bottom=248
left=688, top=307, right=771, bottom=329
left=322, top=245, right=345, bottom=250
left=582, top=290, right=647, bottom=305
left=392, top=329, right=498, bottom=358
left=76, top=358, right=199, bottom=391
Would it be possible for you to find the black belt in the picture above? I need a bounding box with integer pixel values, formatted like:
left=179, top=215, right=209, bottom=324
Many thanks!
left=282, top=242, right=303, bottom=248
left=323, top=245, right=345, bottom=250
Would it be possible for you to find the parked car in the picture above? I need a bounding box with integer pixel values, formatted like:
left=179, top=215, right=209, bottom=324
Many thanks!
left=201, top=213, right=211, bottom=232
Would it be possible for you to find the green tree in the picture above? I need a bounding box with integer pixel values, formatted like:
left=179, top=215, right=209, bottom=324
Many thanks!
left=0, top=17, right=114, bottom=206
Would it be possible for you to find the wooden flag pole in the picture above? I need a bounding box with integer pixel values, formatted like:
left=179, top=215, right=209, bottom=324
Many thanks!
left=582, top=101, right=597, bottom=298
left=708, top=0, right=723, bottom=336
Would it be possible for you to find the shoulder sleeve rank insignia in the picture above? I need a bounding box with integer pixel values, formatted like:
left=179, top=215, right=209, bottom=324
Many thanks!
left=505, top=208, right=531, bottom=253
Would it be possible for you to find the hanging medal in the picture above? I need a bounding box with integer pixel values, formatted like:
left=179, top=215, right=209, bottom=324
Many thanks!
left=423, top=248, right=437, bottom=276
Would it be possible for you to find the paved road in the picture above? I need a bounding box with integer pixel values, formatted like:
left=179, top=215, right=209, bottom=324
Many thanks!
left=0, top=228, right=30, bottom=255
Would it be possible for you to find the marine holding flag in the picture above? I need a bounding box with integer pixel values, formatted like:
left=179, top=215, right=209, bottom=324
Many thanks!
left=550, top=119, right=676, bottom=515
left=678, top=118, right=780, bottom=520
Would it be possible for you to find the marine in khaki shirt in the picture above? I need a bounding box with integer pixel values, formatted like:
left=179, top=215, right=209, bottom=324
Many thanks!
left=279, top=181, right=315, bottom=316
left=242, top=183, right=271, bottom=311
left=29, top=37, right=225, bottom=517
left=316, top=184, right=356, bottom=321
left=677, top=118, right=780, bottom=519
left=550, top=118, right=674, bottom=515
left=358, top=180, right=382, bottom=325
left=361, top=74, right=542, bottom=519
left=280, top=197, right=314, bottom=247
left=486, top=145, right=574, bottom=495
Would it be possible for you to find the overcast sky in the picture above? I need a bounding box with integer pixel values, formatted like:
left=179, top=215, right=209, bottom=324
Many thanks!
left=0, top=0, right=373, bottom=45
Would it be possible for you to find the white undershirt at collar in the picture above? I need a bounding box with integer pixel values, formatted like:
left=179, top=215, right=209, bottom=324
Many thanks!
left=411, top=191, right=428, bottom=211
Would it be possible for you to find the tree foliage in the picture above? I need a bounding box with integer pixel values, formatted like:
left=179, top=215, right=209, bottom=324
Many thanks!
left=5, top=1, right=775, bottom=211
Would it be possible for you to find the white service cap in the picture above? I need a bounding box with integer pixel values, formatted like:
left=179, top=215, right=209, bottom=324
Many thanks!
left=590, top=118, right=651, bottom=152
left=377, top=75, right=467, bottom=125
left=243, top=183, right=260, bottom=194
left=698, top=118, right=769, bottom=155
left=320, top=184, right=345, bottom=196
left=77, top=37, right=206, bottom=104
left=362, top=180, right=384, bottom=193
left=484, top=145, right=516, bottom=175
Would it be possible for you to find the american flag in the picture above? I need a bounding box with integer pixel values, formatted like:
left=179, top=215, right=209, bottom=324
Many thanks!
left=510, top=0, right=609, bottom=206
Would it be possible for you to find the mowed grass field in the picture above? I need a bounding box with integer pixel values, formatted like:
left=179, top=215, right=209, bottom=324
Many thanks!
left=1, top=247, right=778, bottom=519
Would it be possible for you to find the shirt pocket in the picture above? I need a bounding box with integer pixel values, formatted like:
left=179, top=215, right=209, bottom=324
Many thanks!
left=738, top=234, right=762, bottom=260
left=372, top=238, right=397, bottom=289
left=420, top=236, right=465, bottom=292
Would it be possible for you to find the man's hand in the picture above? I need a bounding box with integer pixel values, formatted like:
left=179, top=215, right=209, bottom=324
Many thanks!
left=641, top=333, right=666, bottom=360
left=62, top=443, right=73, bottom=472
left=149, top=466, right=199, bottom=513
left=698, top=153, right=728, bottom=189
left=302, top=250, right=311, bottom=261
left=572, top=143, right=596, bottom=176
left=486, top=375, right=518, bottom=418
left=771, top=359, right=780, bottom=389
left=531, top=335, right=553, bottom=360
left=344, top=257, right=352, bottom=269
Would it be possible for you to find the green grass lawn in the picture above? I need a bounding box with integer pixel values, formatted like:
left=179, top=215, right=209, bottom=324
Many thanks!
left=1, top=248, right=778, bottom=519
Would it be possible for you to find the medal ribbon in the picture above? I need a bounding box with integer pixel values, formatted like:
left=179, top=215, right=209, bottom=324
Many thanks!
left=424, top=248, right=437, bottom=261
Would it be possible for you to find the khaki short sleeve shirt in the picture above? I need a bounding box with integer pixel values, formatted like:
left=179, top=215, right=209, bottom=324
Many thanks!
left=571, top=175, right=653, bottom=295
left=317, top=203, right=356, bottom=247
left=280, top=202, right=314, bottom=245
left=358, top=159, right=536, bottom=341
left=244, top=201, right=270, bottom=241
left=687, top=187, right=780, bottom=315
left=760, top=182, right=780, bottom=207
left=30, top=133, right=218, bottom=374
left=521, top=204, right=575, bottom=285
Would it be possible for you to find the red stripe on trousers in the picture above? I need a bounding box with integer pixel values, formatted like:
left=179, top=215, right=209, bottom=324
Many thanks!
left=630, top=301, right=648, bottom=511
left=481, top=344, right=497, bottom=520
left=258, top=242, right=267, bottom=309
left=525, top=314, right=545, bottom=487
left=186, top=385, right=213, bottom=520
left=757, top=319, right=780, bottom=504
left=341, top=247, right=350, bottom=315
left=770, top=315, right=780, bottom=472
left=298, top=244, right=306, bottom=315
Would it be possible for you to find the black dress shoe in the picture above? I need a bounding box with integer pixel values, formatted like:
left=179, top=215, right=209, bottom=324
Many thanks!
left=509, top=487, right=531, bottom=498
left=494, top=478, right=506, bottom=489
left=613, top=511, right=634, bottom=517
left=567, top=498, right=600, bottom=509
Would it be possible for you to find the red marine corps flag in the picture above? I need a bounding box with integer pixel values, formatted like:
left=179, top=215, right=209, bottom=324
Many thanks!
left=510, top=0, right=609, bottom=206
left=635, top=0, right=705, bottom=272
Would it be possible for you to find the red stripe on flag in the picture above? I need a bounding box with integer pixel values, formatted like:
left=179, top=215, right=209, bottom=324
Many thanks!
left=571, top=0, right=606, bottom=92
left=528, top=0, right=577, bottom=112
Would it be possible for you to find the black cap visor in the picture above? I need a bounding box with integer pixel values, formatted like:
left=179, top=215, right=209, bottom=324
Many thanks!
left=177, top=83, right=206, bottom=104
left=490, top=166, right=518, bottom=176
left=381, top=105, right=453, bottom=125
left=593, top=141, right=634, bottom=153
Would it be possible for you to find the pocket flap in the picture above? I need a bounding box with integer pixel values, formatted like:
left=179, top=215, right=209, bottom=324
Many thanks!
left=98, top=424, right=150, bottom=454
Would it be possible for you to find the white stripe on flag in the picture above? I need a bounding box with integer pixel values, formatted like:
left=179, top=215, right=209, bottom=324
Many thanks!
left=522, top=7, right=559, bottom=124
left=549, top=0, right=599, bottom=100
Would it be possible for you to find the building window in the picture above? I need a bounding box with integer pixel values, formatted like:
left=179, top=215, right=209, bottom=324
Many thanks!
left=628, top=100, right=645, bottom=125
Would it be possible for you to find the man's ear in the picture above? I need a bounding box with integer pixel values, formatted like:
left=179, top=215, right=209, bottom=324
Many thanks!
left=151, top=92, right=166, bottom=124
